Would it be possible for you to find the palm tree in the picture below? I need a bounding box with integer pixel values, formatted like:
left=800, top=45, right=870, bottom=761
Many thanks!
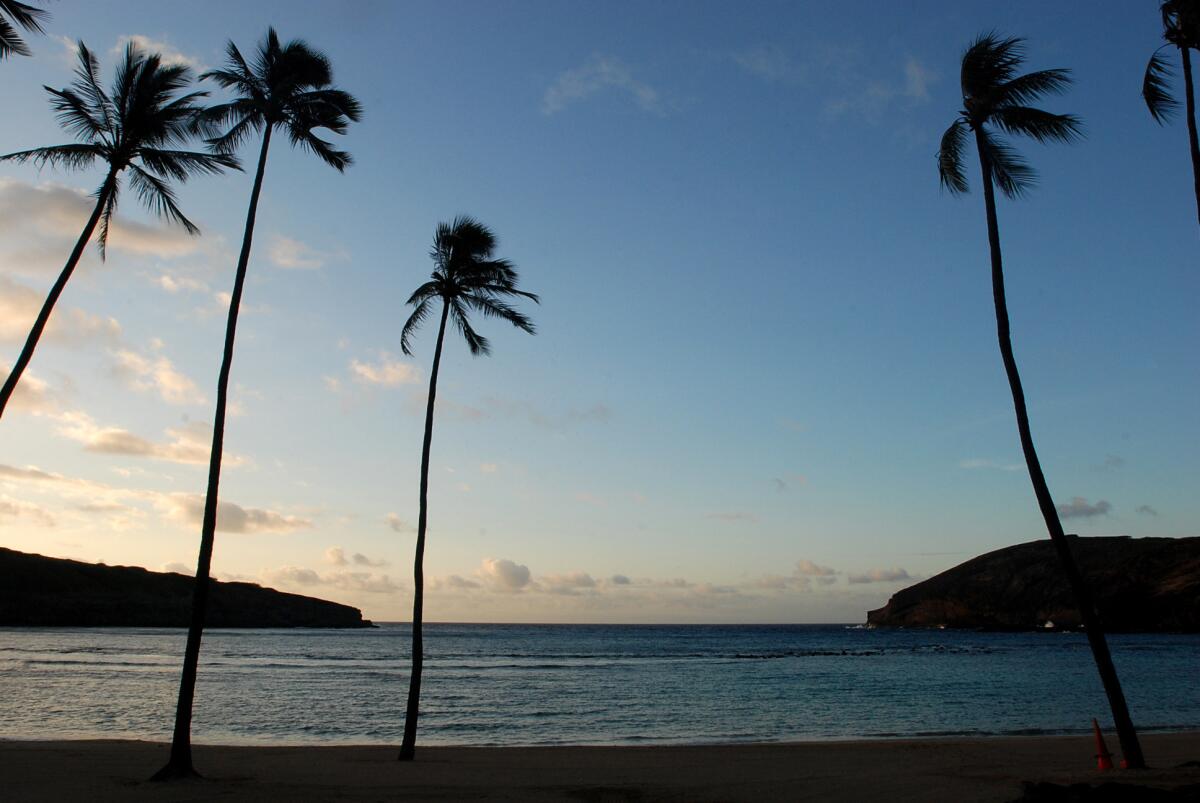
left=1144, top=0, right=1200, bottom=233
left=0, top=41, right=236, bottom=420
left=937, top=33, right=1145, bottom=769
left=152, top=28, right=360, bottom=781
left=0, top=0, right=48, bottom=59
left=397, top=216, right=538, bottom=761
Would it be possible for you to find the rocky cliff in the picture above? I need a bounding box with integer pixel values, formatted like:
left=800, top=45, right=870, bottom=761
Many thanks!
left=867, top=536, right=1200, bottom=632
left=0, top=548, right=373, bottom=628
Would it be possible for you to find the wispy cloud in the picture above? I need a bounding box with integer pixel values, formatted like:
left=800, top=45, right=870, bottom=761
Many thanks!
left=1135, top=504, right=1159, bottom=517
left=960, top=457, right=1022, bottom=472
left=268, top=235, right=347, bottom=270
left=705, top=511, right=758, bottom=523
left=1057, top=497, right=1112, bottom=520
left=847, top=567, right=911, bottom=584
left=348, top=352, right=420, bottom=387
left=54, top=411, right=241, bottom=467
left=0, top=276, right=121, bottom=347
left=543, top=55, right=663, bottom=115
left=110, top=343, right=204, bottom=405
left=166, top=494, right=310, bottom=534
left=733, top=44, right=806, bottom=83
left=112, top=35, right=202, bottom=69
left=325, top=546, right=388, bottom=568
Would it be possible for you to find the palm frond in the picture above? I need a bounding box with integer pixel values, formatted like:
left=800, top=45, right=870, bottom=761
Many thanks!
left=961, top=32, right=1025, bottom=100
left=980, top=130, right=1036, bottom=199
left=405, top=280, right=442, bottom=306
left=286, top=126, right=352, bottom=171
left=71, top=41, right=116, bottom=134
left=1144, top=48, right=1178, bottom=124
left=995, top=68, right=1073, bottom=107
left=937, top=119, right=970, bottom=194
left=461, top=292, right=536, bottom=335
left=0, top=143, right=103, bottom=169
left=44, top=86, right=107, bottom=140
left=449, top=299, right=491, bottom=356
left=95, top=177, right=119, bottom=259
left=991, top=106, right=1083, bottom=144
left=400, top=298, right=436, bottom=357
left=0, top=0, right=48, bottom=59
left=126, top=164, right=200, bottom=235
left=138, top=148, right=240, bottom=181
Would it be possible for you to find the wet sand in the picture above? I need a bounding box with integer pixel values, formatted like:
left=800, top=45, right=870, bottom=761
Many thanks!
left=3, top=732, right=1199, bottom=802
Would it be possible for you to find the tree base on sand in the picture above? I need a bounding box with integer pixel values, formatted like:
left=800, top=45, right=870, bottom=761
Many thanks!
left=149, top=761, right=201, bottom=782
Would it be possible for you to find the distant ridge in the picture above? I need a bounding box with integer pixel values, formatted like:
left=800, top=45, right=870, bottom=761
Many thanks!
left=867, top=536, right=1200, bottom=632
left=0, top=548, right=373, bottom=628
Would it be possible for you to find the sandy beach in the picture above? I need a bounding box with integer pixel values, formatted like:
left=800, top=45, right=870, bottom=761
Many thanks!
left=2, top=732, right=1198, bottom=802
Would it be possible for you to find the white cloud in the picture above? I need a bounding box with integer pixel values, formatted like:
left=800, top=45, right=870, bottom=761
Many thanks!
left=478, top=558, right=532, bottom=592
left=795, top=559, right=836, bottom=577
left=111, top=345, right=205, bottom=405
left=53, top=412, right=238, bottom=467
left=847, top=567, right=911, bottom=585
left=1057, top=497, right=1112, bottom=520
left=0, top=180, right=199, bottom=277
left=264, top=565, right=401, bottom=594
left=540, top=571, right=597, bottom=595
left=733, top=45, right=805, bottom=83
left=0, top=368, right=60, bottom=414
left=268, top=235, right=347, bottom=270
left=0, top=276, right=121, bottom=347
left=0, top=495, right=57, bottom=527
left=166, top=494, right=311, bottom=534
left=325, top=546, right=387, bottom=567
left=350, top=352, right=419, bottom=387
left=112, top=35, right=201, bottom=69
left=543, top=55, right=663, bottom=115
left=479, top=463, right=498, bottom=474
left=154, top=274, right=208, bottom=294
left=384, top=513, right=412, bottom=533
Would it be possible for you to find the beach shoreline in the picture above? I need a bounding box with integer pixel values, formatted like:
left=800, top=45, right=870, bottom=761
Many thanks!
left=3, top=732, right=1199, bottom=802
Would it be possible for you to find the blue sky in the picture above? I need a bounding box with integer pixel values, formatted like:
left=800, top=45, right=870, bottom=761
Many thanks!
left=0, top=1, right=1196, bottom=622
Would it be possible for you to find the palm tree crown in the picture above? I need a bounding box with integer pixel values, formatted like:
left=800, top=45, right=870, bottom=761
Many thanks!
left=1, top=41, right=239, bottom=252
left=938, top=33, right=1082, bottom=198
left=401, top=217, right=539, bottom=356
left=0, top=0, right=48, bottom=59
left=199, top=27, right=361, bottom=170
left=1145, top=0, right=1200, bottom=122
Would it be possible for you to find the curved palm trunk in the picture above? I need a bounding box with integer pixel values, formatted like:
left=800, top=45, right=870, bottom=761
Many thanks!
left=0, top=171, right=116, bottom=420
left=398, top=300, right=450, bottom=762
left=154, top=127, right=273, bottom=781
left=1180, top=46, right=1200, bottom=234
left=974, top=133, right=1146, bottom=770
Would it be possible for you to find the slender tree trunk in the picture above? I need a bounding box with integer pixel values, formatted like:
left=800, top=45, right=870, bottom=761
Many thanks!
left=0, top=171, right=116, bottom=420
left=398, top=300, right=450, bottom=762
left=1180, top=46, right=1200, bottom=234
left=974, top=132, right=1146, bottom=770
left=154, top=128, right=274, bottom=781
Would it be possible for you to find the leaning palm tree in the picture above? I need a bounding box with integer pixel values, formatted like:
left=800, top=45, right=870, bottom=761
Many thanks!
left=397, top=216, right=538, bottom=761
left=1144, top=0, right=1200, bottom=232
left=0, top=0, right=48, bottom=59
left=937, top=33, right=1145, bottom=769
left=0, top=41, right=236, bottom=420
left=152, top=28, right=360, bottom=781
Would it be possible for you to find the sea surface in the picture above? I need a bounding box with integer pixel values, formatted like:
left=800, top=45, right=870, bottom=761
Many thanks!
left=1, top=624, right=1198, bottom=746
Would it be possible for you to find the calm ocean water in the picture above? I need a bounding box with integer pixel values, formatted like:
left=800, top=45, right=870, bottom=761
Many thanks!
left=1, top=624, right=1198, bottom=745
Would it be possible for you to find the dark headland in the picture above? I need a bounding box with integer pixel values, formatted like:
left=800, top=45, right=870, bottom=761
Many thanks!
left=0, top=548, right=372, bottom=628
left=868, top=535, right=1200, bottom=632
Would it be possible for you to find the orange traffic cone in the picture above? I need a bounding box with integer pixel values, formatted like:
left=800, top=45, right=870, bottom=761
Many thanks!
left=1092, top=718, right=1114, bottom=771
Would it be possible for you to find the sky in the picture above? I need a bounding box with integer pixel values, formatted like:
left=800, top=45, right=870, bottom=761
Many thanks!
left=0, top=1, right=1196, bottom=624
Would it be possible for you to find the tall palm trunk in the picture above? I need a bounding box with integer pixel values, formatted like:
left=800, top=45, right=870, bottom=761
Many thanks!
left=1180, top=46, right=1200, bottom=233
left=0, top=171, right=116, bottom=419
left=398, top=300, right=449, bottom=762
left=974, top=132, right=1146, bottom=770
left=154, top=127, right=273, bottom=781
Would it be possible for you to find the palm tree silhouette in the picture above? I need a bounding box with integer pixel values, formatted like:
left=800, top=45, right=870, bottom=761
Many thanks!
left=1144, top=0, right=1200, bottom=233
left=0, top=1, right=48, bottom=59
left=0, top=41, right=236, bottom=421
left=397, top=216, right=538, bottom=761
left=153, top=29, right=360, bottom=781
left=937, top=33, right=1145, bottom=769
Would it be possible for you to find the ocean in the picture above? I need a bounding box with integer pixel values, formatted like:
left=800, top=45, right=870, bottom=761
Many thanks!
left=1, top=624, right=1198, bottom=746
